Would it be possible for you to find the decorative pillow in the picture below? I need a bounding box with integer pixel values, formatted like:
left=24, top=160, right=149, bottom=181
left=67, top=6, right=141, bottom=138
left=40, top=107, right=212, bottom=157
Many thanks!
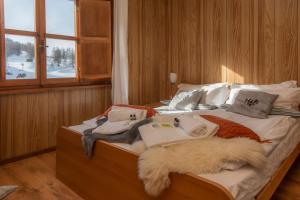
left=102, top=105, right=157, bottom=118
left=178, top=83, right=230, bottom=105
left=227, top=90, right=278, bottom=119
left=168, top=90, right=202, bottom=111
left=201, top=115, right=267, bottom=143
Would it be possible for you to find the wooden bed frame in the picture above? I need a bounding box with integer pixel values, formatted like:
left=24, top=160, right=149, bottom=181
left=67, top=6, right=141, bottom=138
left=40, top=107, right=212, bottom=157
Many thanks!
left=56, top=127, right=300, bottom=200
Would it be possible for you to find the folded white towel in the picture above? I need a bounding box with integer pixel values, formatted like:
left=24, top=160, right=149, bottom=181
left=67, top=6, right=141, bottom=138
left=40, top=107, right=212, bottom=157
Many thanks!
left=108, top=106, right=147, bottom=122
left=139, top=114, right=220, bottom=148
left=139, top=123, right=189, bottom=147
left=93, top=120, right=140, bottom=135
left=177, top=115, right=207, bottom=137
left=192, top=115, right=219, bottom=137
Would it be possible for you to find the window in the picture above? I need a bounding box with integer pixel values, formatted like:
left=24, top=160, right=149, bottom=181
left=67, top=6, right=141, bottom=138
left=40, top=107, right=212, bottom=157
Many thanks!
left=0, top=0, right=112, bottom=88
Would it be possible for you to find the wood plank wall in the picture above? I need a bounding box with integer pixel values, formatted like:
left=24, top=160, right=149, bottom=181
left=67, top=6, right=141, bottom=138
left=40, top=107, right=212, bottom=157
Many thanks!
left=169, top=0, right=300, bottom=92
left=128, top=0, right=169, bottom=105
left=0, top=85, right=111, bottom=161
left=128, top=0, right=300, bottom=104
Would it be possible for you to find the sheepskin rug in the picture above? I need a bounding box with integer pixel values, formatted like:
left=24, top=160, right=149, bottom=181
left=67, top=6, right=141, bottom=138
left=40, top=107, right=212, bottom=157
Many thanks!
left=138, top=137, right=267, bottom=197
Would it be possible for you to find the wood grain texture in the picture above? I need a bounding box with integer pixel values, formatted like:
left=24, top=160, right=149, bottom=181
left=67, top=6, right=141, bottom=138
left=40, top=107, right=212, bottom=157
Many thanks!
left=0, top=152, right=299, bottom=199
left=79, top=0, right=112, bottom=82
left=128, top=0, right=169, bottom=105
left=0, top=85, right=111, bottom=161
left=128, top=0, right=300, bottom=103
left=275, top=0, right=298, bottom=83
left=0, top=152, right=83, bottom=200
left=57, top=127, right=234, bottom=200
left=56, top=127, right=300, bottom=200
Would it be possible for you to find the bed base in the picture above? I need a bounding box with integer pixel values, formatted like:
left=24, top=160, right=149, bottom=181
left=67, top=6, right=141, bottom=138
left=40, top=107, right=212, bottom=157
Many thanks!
left=56, top=127, right=300, bottom=200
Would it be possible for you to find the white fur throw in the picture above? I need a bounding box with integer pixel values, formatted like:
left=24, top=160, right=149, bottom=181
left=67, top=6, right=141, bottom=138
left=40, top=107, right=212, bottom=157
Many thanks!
left=138, top=137, right=267, bottom=197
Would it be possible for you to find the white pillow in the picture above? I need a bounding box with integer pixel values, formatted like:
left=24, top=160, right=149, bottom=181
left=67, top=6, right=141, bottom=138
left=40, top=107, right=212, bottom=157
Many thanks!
left=169, top=90, right=203, bottom=111
left=178, top=83, right=230, bottom=105
left=230, top=80, right=297, bottom=90
left=264, top=88, right=300, bottom=110
left=226, top=81, right=300, bottom=110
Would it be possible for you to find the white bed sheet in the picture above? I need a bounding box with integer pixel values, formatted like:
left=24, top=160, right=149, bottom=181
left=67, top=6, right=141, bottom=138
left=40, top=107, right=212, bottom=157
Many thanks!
left=69, top=110, right=300, bottom=200
left=200, top=119, right=300, bottom=200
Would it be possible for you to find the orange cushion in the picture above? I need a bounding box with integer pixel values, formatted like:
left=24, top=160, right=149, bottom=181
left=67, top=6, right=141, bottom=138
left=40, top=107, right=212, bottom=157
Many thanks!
left=201, top=115, right=268, bottom=143
left=101, top=104, right=157, bottom=118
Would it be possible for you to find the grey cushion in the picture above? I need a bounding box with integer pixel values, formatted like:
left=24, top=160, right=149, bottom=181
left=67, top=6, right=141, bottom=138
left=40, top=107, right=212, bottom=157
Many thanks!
left=227, top=90, right=279, bottom=119
left=169, top=90, right=203, bottom=111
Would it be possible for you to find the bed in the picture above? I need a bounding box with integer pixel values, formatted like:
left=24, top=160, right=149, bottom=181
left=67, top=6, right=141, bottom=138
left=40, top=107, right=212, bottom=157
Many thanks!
left=56, top=106, right=300, bottom=200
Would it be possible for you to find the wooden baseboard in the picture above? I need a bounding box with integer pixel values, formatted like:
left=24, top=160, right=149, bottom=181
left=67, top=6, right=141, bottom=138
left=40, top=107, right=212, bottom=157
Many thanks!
left=0, top=147, right=56, bottom=165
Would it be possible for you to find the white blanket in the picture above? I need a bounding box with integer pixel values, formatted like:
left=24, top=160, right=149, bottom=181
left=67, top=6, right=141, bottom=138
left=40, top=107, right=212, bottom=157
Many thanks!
left=155, top=108, right=296, bottom=155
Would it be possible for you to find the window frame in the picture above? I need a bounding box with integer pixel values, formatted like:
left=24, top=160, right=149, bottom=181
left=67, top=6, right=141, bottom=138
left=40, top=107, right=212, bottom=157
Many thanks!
left=0, top=0, right=82, bottom=88
left=0, top=0, right=41, bottom=87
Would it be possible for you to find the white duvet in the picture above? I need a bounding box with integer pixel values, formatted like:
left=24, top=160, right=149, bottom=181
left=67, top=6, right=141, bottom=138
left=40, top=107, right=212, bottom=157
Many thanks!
left=154, top=108, right=297, bottom=156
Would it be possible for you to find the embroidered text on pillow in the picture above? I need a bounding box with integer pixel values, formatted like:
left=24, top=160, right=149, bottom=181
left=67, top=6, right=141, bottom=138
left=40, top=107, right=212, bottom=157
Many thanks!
left=244, top=98, right=259, bottom=107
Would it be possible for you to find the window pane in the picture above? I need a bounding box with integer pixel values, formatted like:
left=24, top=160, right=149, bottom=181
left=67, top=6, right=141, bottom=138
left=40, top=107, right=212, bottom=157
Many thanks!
left=5, top=35, right=36, bottom=80
left=46, top=39, right=76, bottom=79
left=4, top=0, right=35, bottom=31
left=46, top=0, right=76, bottom=36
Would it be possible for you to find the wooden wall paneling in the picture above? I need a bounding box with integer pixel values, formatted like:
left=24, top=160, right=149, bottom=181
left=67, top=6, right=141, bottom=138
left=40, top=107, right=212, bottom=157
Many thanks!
left=274, top=0, right=298, bottom=83
left=226, top=0, right=252, bottom=83
left=63, top=89, right=86, bottom=126
left=128, top=0, right=169, bottom=105
left=252, top=0, right=276, bottom=84
left=127, top=0, right=168, bottom=105
left=85, top=88, right=97, bottom=119
left=48, top=90, right=64, bottom=147
left=27, top=92, right=49, bottom=152
left=84, top=86, right=111, bottom=119
left=299, top=0, right=300, bottom=85
left=178, top=0, right=201, bottom=84
left=140, top=0, right=151, bottom=104
left=168, top=0, right=181, bottom=97
left=12, top=95, right=29, bottom=157
left=104, top=85, right=112, bottom=112
left=127, top=0, right=300, bottom=104
left=157, top=0, right=169, bottom=101
left=128, top=0, right=142, bottom=105
left=259, top=0, right=276, bottom=84
left=0, top=95, right=13, bottom=160
left=203, top=0, right=227, bottom=83
left=141, top=0, right=166, bottom=104
left=0, top=86, right=112, bottom=162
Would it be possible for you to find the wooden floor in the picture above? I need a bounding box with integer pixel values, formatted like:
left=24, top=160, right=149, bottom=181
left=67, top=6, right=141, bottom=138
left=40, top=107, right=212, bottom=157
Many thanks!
left=0, top=152, right=82, bottom=200
left=0, top=152, right=299, bottom=200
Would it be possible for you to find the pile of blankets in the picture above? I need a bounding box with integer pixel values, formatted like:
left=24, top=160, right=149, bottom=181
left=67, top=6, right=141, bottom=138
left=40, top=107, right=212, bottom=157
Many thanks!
left=82, top=106, right=154, bottom=157
left=82, top=105, right=222, bottom=157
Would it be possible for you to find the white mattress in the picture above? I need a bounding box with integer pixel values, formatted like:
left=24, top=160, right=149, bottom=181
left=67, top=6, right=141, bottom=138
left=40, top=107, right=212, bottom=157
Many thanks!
left=69, top=110, right=300, bottom=200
